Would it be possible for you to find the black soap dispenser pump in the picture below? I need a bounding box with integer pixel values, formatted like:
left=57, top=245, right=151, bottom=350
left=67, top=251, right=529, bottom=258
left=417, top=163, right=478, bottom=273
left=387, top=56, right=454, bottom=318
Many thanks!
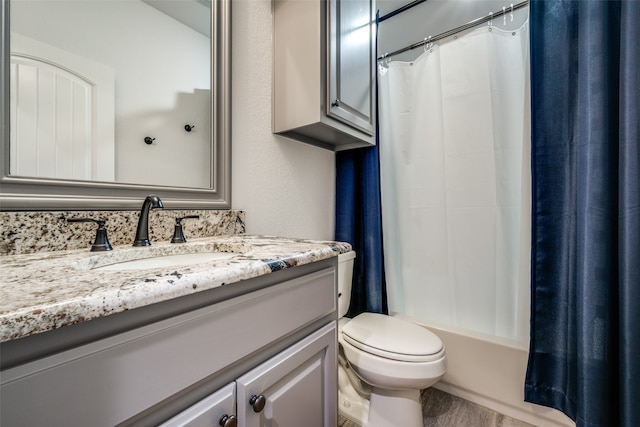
left=171, top=215, right=200, bottom=243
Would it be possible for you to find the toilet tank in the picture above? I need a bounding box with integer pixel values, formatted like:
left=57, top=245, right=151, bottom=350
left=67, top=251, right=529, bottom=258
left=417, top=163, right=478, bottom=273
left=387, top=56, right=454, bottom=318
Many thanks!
left=337, top=251, right=356, bottom=318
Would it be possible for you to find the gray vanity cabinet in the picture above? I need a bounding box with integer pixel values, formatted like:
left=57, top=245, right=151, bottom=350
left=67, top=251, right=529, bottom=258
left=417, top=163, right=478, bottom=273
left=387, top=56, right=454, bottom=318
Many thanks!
left=160, top=383, right=236, bottom=427
left=273, top=0, right=376, bottom=150
left=237, top=323, right=336, bottom=427
left=162, top=323, right=336, bottom=427
left=0, top=262, right=338, bottom=427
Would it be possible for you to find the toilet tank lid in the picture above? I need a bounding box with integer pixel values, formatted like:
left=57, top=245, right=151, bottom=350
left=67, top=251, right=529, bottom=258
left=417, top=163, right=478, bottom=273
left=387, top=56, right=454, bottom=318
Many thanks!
left=338, top=251, right=356, bottom=261
left=342, top=313, right=444, bottom=361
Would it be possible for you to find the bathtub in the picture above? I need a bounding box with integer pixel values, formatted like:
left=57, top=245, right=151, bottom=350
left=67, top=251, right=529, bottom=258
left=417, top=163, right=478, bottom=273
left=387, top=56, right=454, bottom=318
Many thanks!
left=395, top=315, right=575, bottom=426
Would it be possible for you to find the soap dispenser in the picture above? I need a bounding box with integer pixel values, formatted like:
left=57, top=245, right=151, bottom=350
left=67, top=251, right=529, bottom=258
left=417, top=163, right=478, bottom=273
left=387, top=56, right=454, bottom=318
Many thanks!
left=171, top=215, right=200, bottom=243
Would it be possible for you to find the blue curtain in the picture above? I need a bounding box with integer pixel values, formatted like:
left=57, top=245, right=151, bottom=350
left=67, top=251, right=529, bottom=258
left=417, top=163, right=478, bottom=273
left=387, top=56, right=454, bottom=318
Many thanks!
left=335, top=142, right=388, bottom=317
left=335, top=11, right=387, bottom=317
left=525, top=1, right=640, bottom=426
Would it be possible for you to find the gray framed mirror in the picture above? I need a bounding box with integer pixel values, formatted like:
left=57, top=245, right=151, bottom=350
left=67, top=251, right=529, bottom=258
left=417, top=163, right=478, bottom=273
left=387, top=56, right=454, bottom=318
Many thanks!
left=0, top=0, right=230, bottom=210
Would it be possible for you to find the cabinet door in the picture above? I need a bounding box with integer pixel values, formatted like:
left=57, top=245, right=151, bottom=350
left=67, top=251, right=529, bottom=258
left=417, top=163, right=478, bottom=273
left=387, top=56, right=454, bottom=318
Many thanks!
left=327, top=0, right=376, bottom=136
left=160, top=382, right=236, bottom=427
left=236, top=322, right=337, bottom=427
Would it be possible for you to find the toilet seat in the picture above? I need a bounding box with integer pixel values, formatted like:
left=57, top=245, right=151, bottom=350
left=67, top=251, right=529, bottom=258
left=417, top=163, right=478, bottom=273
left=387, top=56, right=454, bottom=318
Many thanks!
left=341, top=313, right=444, bottom=362
left=337, top=251, right=447, bottom=426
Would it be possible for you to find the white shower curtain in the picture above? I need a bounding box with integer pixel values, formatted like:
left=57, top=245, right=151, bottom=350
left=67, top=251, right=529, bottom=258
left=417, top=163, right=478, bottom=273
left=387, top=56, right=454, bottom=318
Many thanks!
left=378, top=23, right=531, bottom=342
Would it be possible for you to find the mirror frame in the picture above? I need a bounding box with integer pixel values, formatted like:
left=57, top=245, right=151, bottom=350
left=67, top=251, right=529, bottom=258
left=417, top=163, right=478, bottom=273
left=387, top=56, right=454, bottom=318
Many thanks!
left=0, top=0, right=231, bottom=210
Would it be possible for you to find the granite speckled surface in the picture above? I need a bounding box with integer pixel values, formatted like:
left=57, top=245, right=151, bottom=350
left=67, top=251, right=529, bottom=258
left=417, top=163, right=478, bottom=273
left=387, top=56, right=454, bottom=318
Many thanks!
left=0, top=235, right=351, bottom=342
left=0, top=209, right=246, bottom=256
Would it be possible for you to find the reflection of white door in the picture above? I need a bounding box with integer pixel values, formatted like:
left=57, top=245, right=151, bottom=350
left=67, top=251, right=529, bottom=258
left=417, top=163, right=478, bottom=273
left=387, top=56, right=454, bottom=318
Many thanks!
left=10, top=33, right=115, bottom=181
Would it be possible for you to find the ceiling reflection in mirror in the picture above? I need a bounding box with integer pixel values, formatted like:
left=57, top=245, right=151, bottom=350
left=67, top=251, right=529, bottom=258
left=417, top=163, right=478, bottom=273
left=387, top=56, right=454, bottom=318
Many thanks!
left=9, top=0, right=212, bottom=189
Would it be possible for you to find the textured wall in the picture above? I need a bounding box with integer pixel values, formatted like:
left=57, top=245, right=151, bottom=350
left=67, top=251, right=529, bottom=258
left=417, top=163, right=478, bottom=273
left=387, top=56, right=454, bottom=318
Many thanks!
left=231, top=0, right=336, bottom=241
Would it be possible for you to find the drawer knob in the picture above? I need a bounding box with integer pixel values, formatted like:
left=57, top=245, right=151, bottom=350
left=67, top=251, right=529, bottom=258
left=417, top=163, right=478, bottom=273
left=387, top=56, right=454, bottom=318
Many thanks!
left=249, top=394, right=266, bottom=413
left=219, top=414, right=237, bottom=427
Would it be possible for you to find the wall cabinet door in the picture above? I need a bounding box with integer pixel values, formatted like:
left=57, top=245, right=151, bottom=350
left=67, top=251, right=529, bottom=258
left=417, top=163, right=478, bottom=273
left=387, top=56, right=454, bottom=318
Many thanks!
left=160, top=382, right=236, bottom=427
left=327, top=0, right=376, bottom=137
left=236, top=322, right=337, bottom=427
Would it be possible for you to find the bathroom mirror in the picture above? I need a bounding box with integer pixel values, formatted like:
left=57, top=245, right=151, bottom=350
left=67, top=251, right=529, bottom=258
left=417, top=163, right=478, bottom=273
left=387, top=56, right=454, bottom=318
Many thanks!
left=0, top=0, right=230, bottom=210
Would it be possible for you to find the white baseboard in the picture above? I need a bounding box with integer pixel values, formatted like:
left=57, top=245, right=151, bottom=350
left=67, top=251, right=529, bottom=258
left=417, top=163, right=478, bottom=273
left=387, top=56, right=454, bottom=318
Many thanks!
left=434, top=379, right=574, bottom=426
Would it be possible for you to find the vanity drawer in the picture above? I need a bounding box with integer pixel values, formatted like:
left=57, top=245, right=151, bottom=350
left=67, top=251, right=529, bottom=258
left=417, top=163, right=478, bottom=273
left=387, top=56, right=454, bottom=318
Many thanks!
left=0, top=267, right=336, bottom=427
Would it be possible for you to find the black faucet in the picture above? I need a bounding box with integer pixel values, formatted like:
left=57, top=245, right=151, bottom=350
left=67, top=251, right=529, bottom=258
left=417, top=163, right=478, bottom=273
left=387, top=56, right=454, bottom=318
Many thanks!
left=133, top=195, right=164, bottom=247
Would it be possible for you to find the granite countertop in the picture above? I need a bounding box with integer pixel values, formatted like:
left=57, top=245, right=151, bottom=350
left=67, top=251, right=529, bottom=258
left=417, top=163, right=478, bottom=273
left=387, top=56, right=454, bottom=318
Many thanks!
left=0, top=235, right=351, bottom=343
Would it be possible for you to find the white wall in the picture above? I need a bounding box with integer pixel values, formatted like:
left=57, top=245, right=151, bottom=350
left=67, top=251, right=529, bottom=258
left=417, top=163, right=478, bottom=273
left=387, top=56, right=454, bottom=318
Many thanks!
left=231, top=0, right=336, bottom=241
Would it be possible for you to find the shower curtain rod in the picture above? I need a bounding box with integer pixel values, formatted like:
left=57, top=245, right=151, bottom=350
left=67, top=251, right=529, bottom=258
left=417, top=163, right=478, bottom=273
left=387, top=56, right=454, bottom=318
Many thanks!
left=379, top=0, right=427, bottom=23
left=377, top=0, right=529, bottom=61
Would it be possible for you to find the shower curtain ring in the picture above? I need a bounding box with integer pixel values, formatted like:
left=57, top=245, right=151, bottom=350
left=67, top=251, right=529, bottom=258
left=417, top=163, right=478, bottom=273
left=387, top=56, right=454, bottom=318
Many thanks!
left=510, top=3, right=514, bottom=21
left=488, top=12, right=493, bottom=29
left=503, top=6, right=507, bottom=25
left=424, top=36, right=433, bottom=53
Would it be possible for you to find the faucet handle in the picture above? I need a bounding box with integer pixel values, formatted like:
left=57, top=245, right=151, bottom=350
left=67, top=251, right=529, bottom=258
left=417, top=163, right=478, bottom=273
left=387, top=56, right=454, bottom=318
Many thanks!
left=67, top=218, right=113, bottom=252
left=171, top=215, right=200, bottom=244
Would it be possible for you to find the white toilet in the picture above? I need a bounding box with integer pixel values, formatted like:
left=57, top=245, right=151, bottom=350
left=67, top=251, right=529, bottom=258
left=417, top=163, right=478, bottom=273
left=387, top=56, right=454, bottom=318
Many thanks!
left=337, top=251, right=446, bottom=427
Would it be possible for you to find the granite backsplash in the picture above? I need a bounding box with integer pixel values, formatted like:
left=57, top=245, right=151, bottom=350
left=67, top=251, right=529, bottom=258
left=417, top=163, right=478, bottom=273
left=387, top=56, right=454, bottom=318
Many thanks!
left=0, top=210, right=246, bottom=256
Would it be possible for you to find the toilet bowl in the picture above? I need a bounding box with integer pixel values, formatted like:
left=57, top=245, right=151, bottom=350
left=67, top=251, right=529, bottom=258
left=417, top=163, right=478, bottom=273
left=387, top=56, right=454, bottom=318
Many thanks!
left=337, top=251, right=446, bottom=427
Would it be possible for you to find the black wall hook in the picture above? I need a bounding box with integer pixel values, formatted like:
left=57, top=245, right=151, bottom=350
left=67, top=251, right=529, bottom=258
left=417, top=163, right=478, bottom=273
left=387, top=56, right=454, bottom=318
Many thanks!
left=184, top=124, right=195, bottom=132
left=144, top=136, right=156, bottom=145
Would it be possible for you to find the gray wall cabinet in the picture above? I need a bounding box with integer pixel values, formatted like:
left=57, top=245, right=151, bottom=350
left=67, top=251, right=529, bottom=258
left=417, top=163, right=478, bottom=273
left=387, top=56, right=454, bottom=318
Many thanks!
left=0, top=262, right=337, bottom=426
left=273, top=0, right=376, bottom=151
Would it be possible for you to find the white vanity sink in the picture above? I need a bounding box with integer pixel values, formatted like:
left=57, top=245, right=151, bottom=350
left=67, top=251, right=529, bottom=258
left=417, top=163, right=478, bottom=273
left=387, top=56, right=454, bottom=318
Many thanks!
left=73, top=240, right=248, bottom=271
left=94, top=252, right=238, bottom=271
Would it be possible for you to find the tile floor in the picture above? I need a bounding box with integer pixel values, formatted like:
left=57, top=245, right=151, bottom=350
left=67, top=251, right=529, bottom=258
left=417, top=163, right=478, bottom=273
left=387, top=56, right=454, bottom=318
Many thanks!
left=338, top=388, right=535, bottom=427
